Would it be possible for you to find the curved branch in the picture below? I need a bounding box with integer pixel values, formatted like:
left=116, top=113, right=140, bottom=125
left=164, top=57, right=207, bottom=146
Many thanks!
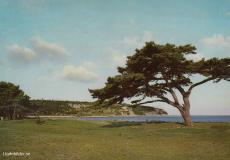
left=187, top=77, right=214, bottom=93
left=174, top=85, right=185, bottom=94
left=145, top=82, right=176, bottom=106
left=138, top=99, right=167, bottom=105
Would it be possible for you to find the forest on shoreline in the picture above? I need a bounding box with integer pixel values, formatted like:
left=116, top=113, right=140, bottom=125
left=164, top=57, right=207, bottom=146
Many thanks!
left=0, top=81, right=167, bottom=120
left=29, top=99, right=168, bottom=117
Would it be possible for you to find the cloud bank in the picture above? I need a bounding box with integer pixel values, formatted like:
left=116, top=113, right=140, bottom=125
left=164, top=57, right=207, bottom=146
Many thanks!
left=7, top=44, right=37, bottom=66
left=122, top=30, right=153, bottom=48
left=200, top=34, right=230, bottom=48
left=7, top=38, right=69, bottom=67
left=185, top=52, right=206, bottom=61
left=112, top=55, right=127, bottom=65
left=55, top=65, right=98, bottom=83
left=33, top=39, right=69, bottom=58
left=109, top=30, right=154, bottom=66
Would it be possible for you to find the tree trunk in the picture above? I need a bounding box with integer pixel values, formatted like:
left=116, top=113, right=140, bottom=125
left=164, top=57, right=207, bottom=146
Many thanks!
left=180, top=96, right=194, bottom=126
left=4, top=108, right=10, bottom=120
left=180, top=109, right=193, bottom=126
left=13, top=109, right=16, bottom=120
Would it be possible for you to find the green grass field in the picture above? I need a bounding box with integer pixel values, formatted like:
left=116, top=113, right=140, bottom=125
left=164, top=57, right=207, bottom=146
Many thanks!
left=0, top=118, right=229, bottom=160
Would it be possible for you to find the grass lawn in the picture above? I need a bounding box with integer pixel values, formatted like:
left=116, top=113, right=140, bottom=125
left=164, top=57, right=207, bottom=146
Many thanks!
left=0, top=118, right=229, bottom=160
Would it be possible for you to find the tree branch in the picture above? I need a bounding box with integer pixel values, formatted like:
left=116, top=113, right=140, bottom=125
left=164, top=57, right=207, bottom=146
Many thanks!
left=187, top=77, right=214, bottom=92
left=171, top=92, right=179, bottom=105
left=138, top=99, right=167, bottom=105
left=145, top=85, right=177, bottom=107
left=173, top=85, right=185, bottom=95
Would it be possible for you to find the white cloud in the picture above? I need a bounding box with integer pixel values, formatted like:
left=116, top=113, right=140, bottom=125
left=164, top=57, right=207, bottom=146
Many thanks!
left=7, top=44, right=37, bottom=63
left=113, top=55, right=127, bottom=65
left=123, top=37, right=141, bottom=47
left=108, top=45, right=127, bottom=66
left=185, top=52, right=206, bottom=62
left=6, top=38, right=71, bottom=68
left=200, top=34, right=230, bottom=48
left=108, top=31, right=154, bottom=66
left=108, top=46, right=120, bottom=55
left=122, top=30, right=154, bottom=48
left=142, top=30, right=153, bottom=42
left=37, top=76, right=50, bottom=82
left=83, top=61, right=95, bottom=67
left=55, top=65, right=98, bottom=83
left=33, top=39, right=69, bottom=58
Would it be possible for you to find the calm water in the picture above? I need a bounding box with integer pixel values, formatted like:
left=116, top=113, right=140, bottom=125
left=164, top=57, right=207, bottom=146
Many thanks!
left=63, top=115, right=230, bottom=122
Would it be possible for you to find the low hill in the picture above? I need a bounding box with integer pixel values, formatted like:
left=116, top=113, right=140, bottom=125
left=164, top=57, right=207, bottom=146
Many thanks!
left=29, top=100, right=168, bottom=116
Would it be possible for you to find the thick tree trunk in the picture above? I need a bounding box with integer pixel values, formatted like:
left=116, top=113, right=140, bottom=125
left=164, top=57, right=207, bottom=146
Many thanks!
left=180, top=96, right=194, bottom=126
left=180, top=109, right=193, bottom=126
left=169, top=90, right=194, bottom=126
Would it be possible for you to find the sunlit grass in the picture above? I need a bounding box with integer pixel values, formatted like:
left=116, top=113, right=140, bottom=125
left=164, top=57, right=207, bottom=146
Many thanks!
left=0, top=119, right=229, bottom=160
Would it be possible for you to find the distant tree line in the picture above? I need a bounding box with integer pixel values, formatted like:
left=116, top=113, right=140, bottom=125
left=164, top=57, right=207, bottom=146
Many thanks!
left=30, top=99, right=92, bottom=116
left=0, top=81, right=92, bottom=120
left=0, top=81, right=166, bottom=120
left=0, top=81, right=30, bottom=120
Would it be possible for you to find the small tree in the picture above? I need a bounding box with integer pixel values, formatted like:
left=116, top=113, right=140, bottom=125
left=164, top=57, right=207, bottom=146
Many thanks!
left=0, top=81, right=30, bottom=120
left=89, top=42, right=230, bottom=126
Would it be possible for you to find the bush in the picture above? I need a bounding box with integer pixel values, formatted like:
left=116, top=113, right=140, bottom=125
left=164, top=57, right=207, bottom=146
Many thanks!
left=36, top=117, right=45, bottom=125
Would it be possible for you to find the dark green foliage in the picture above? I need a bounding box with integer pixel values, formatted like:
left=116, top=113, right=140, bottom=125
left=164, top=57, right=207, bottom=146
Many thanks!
left=0, top=81, right=30, bottom=120
left=87, top=101, right=167, bottom=116
left=89, top=41, right=230, bottom=126
left=132, top=105, right=156, bottom=115
left=159, top=109, right=168, bottom=114
left=29, top=100, right=92, bottom=115
left=89, top=42, right=230, bottom=104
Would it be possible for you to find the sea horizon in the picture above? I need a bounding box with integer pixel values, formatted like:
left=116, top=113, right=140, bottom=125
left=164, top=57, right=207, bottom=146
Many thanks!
left=170, top=115, right=230, bottom=116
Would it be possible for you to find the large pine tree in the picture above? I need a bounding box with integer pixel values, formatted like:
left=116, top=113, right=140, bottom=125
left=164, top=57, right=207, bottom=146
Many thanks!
left=89, top=42, right=230, bottom=126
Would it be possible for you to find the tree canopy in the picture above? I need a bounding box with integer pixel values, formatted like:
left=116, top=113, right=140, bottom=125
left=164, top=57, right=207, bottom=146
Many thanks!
left=0, top=81, right=30, bottom=120
left=89, top=41, right=230, bottom=126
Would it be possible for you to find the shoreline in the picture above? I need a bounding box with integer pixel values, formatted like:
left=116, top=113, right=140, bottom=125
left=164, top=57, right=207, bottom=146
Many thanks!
left=27, top=115, right=168, bottom=118
left=27, top=115, right=230, bottom=118
left=28, top=116, right=73, bottom=118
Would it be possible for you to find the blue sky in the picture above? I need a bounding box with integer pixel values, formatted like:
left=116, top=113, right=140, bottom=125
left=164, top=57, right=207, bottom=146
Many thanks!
left=0, top=0, right=230, bottom=115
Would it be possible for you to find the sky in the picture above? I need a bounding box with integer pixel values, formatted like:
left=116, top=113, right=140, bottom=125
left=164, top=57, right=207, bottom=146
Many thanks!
left=0, top=0, right=230, bottom=115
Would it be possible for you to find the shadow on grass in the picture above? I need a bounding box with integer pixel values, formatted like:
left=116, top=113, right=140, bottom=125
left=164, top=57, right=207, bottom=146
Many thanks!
left=101, top=120, right=178, bottom=128
left=101, top=121, right=142, bottom=128
left=146, top=120, right=170, bottom=124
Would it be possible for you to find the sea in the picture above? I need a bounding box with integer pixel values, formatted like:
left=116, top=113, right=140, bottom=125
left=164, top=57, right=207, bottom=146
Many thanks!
left=62, top=115, right=230, bottom=122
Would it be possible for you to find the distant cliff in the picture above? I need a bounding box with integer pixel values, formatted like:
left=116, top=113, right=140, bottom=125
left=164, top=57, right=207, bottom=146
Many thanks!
left=29, top=100, right=168, bottom=116
left=71, top=103, right=168, bottom=116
